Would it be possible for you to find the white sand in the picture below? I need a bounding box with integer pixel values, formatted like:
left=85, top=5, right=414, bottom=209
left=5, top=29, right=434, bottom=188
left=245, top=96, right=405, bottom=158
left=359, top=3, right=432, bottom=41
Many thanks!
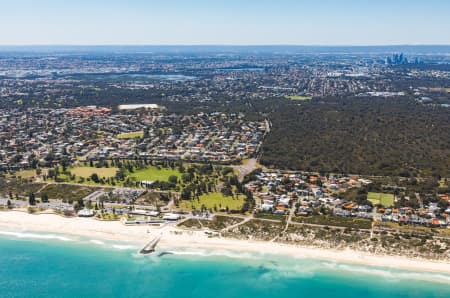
left=1, top=211, right=449, bottom=275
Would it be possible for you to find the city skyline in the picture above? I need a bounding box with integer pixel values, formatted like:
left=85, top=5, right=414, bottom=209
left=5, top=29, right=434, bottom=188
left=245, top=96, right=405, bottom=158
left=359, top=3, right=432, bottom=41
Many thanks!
left=1, top=0, right=450, bottom=45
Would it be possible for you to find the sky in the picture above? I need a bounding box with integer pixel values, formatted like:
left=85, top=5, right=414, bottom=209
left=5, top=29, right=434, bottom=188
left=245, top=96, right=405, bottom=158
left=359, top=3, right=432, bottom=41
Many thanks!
left=0, top=0, right=449, bottom=45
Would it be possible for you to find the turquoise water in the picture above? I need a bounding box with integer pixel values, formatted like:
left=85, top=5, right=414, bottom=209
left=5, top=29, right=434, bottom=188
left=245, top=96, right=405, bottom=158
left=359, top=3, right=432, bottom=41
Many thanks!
left=1, top=231, right=450, bottom=298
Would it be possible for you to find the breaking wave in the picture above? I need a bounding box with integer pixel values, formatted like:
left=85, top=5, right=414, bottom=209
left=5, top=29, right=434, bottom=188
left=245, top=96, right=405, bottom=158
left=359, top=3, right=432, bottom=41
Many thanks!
left=331, top=263, right=450, bottom=284
left=0, top=230, right=73, bottom=242
left=112, top=244, right=138, bottom=250
left=89, top=239, right=105, bottom=246
left=165, top=248, right=262, bottom=260
left=163, top=247, right=450, bottom=284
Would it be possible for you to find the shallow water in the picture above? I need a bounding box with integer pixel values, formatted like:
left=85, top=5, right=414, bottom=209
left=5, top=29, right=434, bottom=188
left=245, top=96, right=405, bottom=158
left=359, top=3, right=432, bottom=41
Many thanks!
left=1, top=231, right=449, bottom=298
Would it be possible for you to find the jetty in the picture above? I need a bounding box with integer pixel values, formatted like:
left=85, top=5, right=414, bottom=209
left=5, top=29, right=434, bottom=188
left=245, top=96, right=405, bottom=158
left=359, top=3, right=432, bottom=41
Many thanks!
left=139, top=235, right=162, bottom=254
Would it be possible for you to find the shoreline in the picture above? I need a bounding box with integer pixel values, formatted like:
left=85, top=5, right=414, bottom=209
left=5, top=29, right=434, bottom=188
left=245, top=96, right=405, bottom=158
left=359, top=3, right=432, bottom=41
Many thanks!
left=1, top=211, right=450, bottom=275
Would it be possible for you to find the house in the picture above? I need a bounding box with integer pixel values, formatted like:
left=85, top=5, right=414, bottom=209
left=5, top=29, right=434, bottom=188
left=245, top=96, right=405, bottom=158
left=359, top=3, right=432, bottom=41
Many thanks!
left=163, top=213, right=181, bottom=221
left=77, top=209, right=95, bottom=217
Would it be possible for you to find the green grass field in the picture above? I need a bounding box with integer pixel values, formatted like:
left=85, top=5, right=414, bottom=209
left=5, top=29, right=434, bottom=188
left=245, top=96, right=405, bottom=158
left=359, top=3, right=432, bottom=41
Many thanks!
left=116, top=131, right=144, bottom=139
left=70, top=167, right=119, bottom=178
left=179, top=192, right=244, bottom=211
left=368, top=192, right=395, bottom=207
left=128, top=166, right=182, bottom=182
left=286, top=95, right=312, bottom=101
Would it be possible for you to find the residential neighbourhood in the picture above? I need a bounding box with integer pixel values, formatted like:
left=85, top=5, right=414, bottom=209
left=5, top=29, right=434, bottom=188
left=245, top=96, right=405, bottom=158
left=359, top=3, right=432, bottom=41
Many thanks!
left=0, top=106, right=267, bottom=171
left=246, top=171, right=450, bottom=228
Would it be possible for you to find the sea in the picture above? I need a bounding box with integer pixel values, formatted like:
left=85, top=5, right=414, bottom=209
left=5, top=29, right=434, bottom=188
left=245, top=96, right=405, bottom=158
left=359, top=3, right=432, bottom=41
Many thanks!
left=1, top=231, right=450, bottom=298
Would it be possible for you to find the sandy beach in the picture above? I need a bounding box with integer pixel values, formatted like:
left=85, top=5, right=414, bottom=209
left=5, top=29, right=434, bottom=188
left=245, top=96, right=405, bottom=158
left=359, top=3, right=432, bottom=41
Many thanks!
left=1, top=211, right=449, bottom=275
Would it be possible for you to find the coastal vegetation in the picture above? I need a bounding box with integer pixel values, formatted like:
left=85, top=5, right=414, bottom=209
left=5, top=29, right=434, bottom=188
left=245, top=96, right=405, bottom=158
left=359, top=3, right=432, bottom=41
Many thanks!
left=178, top=215, right=244, bottom=230
left=292, top=215, right=372, bottom=230
left=0, top=178, right=45, bottom=197
left=221, top=219, right=450, bottom=261
left=225, top=219, right=285, bottom=241
left=38, top=184, right=100, bottom=202
left=260, top=97, right=450, bottom=177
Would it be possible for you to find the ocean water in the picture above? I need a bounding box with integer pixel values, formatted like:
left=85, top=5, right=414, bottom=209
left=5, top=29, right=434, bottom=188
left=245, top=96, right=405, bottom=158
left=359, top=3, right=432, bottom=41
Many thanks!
left=1, top=231, right=450, bottom=298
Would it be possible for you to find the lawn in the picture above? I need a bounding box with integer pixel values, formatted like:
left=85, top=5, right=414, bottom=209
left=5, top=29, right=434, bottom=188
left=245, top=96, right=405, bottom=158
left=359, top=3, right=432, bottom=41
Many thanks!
left=70, top=166, right=118, bottom=178
left=179, top=192, right=244, bottom=211
left=116, top=131, right=144, bottom=139
left=128, top=166, right=182, bottom=182
left=368, top=192, right=395, bottom=207
left=286, top=95, right=312, bottom=101
left=11, top=170, right=36, bottom=179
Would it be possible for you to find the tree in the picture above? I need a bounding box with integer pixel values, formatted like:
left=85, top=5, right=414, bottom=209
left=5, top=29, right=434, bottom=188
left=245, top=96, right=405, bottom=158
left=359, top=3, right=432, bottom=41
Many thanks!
left=438, top=199, right=449, bottom=211
left=90, top=173, right=100, bottom=183
left=221, top=183, right=233, bottom=197
left=73, top=199, right=84, bottom=211
left=115, top=168, right=126, bottom=181
left=61, top=157, right=70, bottom=172
left=181, top=188, right=192, bottom=200
left=28, top=193, right=36, bottom=206
left=168, top=175, right=178, bottom=185
left=30, top=158, right=39, bottom=169
left=41, top=193, right=49, bottom=203
left=48, top=168, right=56, bottom=179
left=182, top=173, right=192, bottom=183
left=44, top=151, right=55, bottom=163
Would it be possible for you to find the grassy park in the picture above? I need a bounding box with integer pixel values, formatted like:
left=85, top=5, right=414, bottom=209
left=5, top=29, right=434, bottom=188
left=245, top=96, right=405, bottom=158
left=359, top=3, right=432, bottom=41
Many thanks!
left=128, top=166, right=182, bottom=182
left=116, top=131, right=144, bottom=139
left=10, top=170, right=37, bottom=179
left=439, top=178, right=448, bottom=188
left=70, top=166, right=118, bottom=178
left=368, top=192, right=395, bottom=207
left=179, top=192, right=245, bottom=211
left=286, top=95, right=312, bottom=101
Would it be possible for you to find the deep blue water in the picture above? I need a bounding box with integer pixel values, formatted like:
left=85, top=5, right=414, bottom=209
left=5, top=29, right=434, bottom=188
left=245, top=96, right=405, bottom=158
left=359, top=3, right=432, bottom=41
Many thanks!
left=0, top=232, right=449, bottom=298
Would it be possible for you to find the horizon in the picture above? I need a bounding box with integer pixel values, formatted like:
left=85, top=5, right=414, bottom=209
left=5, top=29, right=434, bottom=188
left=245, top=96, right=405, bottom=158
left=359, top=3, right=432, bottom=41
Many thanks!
left=1, top=44, right=450, bottom=46
left=1, top=44, right=450, bottom=54
left=1, top=44, right=450, bottom=57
